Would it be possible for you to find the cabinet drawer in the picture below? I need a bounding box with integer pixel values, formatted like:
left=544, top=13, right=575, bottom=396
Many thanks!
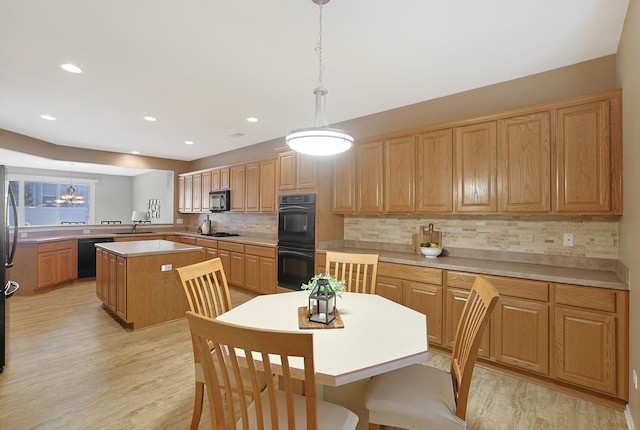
left=179, top=236, right=197, bottom=245
left=196, top=238, right=218, bottom=248
left=245, top=244, right=275, bottom=258
left=38, top=239, right=74, bottom=253
left=219, top=241, right=244, bottom=253
left=447, top=271, right=549, bottom=302
left=555, top=283, right=617, bottom=313
left=379, top=262, right=442, bottom=285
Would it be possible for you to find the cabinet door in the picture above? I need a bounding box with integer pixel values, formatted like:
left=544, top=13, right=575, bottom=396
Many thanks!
left=245, top=162, right=260, bottom=212
left=258, top=257, right=277, bottom=295
left=56, top=248, right=73, bottom=283
left=211, top=169, right=221, bottom=191
left=96, top=248, right=104, bottom=301
left=245, top=254, right=260, bottom=293
left=229, top=252, right=245, bottom=287
left=277, top=151, right=296, bottom=191
left=184, top=175, right=193, bottom=212
left=445, top=288, right=490, bottom=358
left=230, top=165, right=246, bottom=211
left=498, top=112, right=550, bottom=212
left=494, top=297, right=549, bottom=374
left=218, top=250, right=231, bottom=279
left=403, top=281, right=443, bottom=346
left=416, top=129, right=453, bottom=213
left=37, top=252, right=56, bottom=288
left=333, top=149, right=356, bottom=213
left=116, top=256, right=127, bottom=320
left=376, top=276, right=402, bottom=304
left=356, top=141, right=384, bottom=213
left=297, top=153, right=317, bottom=189
left=201, top=172, right=211, bottom=211
left=554, top=306, right=616, bottom=394
left=178, top=176, right=185, bottom=212
left=384, top=136, right=415, bottom=213
left=454, top=122, right=497, bottom=212
left=555, top=101, right=611, bottom=213
left=260, top=159, right=276, bottom=212
left=108, top=253, right=118, bottom=312
left=192, top=173, right=202, bottom=212
left=220, top=168, right=230, bottom=190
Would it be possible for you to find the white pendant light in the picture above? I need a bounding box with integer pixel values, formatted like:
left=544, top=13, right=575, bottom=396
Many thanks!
left=286, top=0, right=353, bottom=156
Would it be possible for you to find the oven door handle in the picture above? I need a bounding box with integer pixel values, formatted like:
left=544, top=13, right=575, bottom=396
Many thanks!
left=279, top=249, right=314, bottom=258
left=278, top=206, right=312, bottom=212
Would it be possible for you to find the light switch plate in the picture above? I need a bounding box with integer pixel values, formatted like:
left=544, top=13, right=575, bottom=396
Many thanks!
left=161, top=264, right=172, bottom=272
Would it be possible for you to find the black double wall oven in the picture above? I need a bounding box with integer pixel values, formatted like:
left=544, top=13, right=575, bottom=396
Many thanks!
left=277, top=194, right=316, bottom=291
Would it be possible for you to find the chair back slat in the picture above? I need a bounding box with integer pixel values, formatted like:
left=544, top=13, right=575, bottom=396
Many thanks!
left=325, top=251, right=379, bottom=294
left=187, top=311, right=319, bottom=430
left=449, top=275, right=499, bottom=421
left=176, top=258, right=233, bottom=318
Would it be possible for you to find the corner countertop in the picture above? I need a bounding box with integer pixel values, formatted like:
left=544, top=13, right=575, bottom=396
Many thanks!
left=94, top=240, right=202, bottom=257
left=316, top=246, right=628, bottom=291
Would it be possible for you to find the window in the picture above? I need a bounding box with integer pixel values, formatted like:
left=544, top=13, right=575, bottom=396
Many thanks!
left=9, top=175, right=96, bottom=226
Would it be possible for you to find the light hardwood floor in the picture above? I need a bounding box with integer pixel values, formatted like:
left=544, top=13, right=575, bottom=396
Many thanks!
left=0, top=280, right=628, bottom=429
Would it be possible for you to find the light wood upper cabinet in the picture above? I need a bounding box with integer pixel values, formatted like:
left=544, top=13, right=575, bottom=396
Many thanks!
left=297, top=153, right=317, bottom=190
left=498, top=112, right=551, bottom=212
left=356, top=141, right=384, bottom=213
left=230, top=165, right=245, bottom=211
left=192, top=173, right=202, bottom=212
left=178, top=176, right=185, bottom=212
left=454, top=121, right=497, bottom=213
left=277, top=150, right=317, bottom=192
left=212, top=167, right=230, bottom=191
left=384, top=135, right=415, bottom=213
left=184, top=175, right=193, bottom=212
left=277, top=151, right=296, bottom=191
left=333, top=149, right=356, bottom=213
left=201, top=172, right=211, bottom=211
left=554, top=101, right=611, bottom=213
left=260, top=158, right=276, bottom=212
left=416, top=129, right=453, bottom=213
left=244, top=162, right=260, bottom=212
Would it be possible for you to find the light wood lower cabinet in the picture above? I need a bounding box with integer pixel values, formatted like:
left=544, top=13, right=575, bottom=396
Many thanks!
left=244, top=245, right=277, bottom=295
left=36, top=239, right=77, bottom=289
left=445, top=286, right=491, bottom=359
left=218, top=241, right=245, bottom=287
left=553, top=283, right=626, bottom=397
left=403, top=280, right=443, bottom=346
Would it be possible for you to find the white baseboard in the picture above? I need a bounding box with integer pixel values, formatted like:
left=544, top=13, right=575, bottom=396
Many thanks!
left=626, top=405, right=636, bottom=430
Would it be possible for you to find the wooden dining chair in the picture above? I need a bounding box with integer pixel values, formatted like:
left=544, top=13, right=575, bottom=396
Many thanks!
left=176, top=258, right=265, bottom=430
left=325, top=251, right=379, bottom=294
left=365, top=274, right=499, bottom=430
left=186, top=311, right=359, bottom=430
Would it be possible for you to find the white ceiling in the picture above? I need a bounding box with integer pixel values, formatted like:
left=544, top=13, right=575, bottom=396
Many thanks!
left=0, top=0, right=630, bottom=166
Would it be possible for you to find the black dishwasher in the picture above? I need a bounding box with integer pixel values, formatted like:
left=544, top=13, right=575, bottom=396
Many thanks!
left=77, top=237, right=114, bottom=278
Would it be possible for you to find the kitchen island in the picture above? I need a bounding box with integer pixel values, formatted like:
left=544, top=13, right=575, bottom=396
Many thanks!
left=95, top=240, right=202, bottom=330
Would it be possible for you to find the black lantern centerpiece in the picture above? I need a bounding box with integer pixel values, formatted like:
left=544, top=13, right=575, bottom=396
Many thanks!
left=308, top=278, right=336, bottom=324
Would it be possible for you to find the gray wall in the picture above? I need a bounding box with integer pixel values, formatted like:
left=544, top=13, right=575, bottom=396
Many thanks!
left=132, top=170, right=174, bottom=224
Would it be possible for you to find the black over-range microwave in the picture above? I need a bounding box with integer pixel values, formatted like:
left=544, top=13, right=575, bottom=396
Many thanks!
left=209, top=189, right=230, bottom=212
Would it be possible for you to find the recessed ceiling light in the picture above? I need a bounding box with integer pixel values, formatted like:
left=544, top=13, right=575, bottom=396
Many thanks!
left=60, top=63, right=82, bottom=74
left=247, top=117, right=258, bottom=123
left=40, top=115, right=56, bottom=121
left=131, top=151, right=140, bottom=155
left=185, top=141, right=194, bottom=145
left=143, top=116, right=157, bottom=122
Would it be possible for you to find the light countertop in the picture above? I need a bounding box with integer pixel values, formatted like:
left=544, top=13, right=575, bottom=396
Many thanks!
left=95, top=240, right=202, bottom=257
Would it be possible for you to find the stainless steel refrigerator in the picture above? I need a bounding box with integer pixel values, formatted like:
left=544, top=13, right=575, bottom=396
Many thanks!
left=1, top=165, right=19, bottom=373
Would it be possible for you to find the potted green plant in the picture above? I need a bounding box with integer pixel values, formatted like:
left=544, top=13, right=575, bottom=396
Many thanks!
left=301, top=273, right=347, bottom=297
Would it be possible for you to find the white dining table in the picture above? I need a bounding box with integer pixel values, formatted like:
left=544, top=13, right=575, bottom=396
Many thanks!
left=216, top=291, right=429, bottom=429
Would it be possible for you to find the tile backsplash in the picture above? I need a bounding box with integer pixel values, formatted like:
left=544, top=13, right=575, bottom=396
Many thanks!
left=344, top=214, right=619, bottom=259
left=195, top=212, right=277, bottom=239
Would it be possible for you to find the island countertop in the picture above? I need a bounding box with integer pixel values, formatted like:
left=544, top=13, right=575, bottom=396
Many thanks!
left=95, top=239, right=202, bottom=257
